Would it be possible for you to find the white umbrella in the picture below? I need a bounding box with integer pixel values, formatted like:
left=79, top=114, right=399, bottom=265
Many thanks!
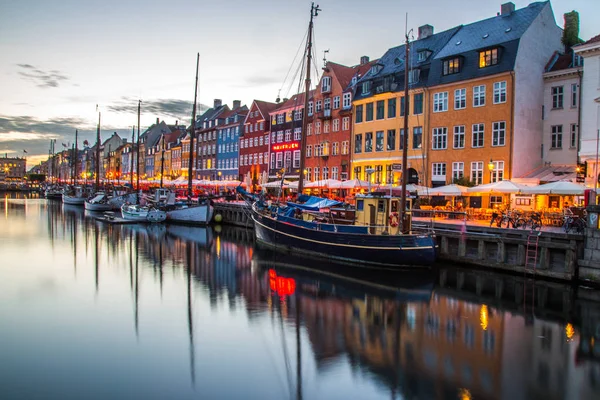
left=424, top=184, right=469, bottom=196
left=338, top=178, right=370, bottom=189
left=522, top=181, right=585, bottom=195
left=467, top=180, right=527, bottom=194
left=377, top=183, right=431, bottom=196
left=262, top=180, right=290, bottom=188
left=305, top=179, right=343, bottom=188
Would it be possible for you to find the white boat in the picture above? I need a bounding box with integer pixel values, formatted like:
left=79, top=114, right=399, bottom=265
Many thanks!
left=156, top=190, right=214, bottom=225
left=121, top=203, right=167, bottom=223
left=62, top=186, right=90, bottom=205
left=86, top=192, right=138, bottom=212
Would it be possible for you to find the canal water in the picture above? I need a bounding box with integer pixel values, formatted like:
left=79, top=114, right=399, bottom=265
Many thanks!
left=1, top=193, right=599, bottom=400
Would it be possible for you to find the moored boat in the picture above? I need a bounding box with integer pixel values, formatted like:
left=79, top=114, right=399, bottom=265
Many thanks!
left=121, top=203, right=166, bottom=223
left=84, top=192, right=112, bottom=211
left=62, top=186, right=90, bottom=205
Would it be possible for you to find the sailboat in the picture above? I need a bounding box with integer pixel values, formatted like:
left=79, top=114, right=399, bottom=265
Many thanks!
left=239, top=4, right=437, bottom=268
left=157, top=53, right=214, bottom=226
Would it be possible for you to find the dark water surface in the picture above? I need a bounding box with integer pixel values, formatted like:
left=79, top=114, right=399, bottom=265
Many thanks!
left=1, top=193, right=599, bottom=400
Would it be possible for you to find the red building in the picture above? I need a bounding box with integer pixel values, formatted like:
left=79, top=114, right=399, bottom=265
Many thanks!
left=267, top=92, right=313, bottom=182
left=239, top=100, right=278, bottom=190
left=305, top=58, right=375, bottom=182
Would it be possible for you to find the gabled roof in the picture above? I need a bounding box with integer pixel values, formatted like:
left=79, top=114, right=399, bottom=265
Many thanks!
left=273, top=90, right=315, bottom=113
left=581, top=33, right=600, bottom=46
left=545, top=51, right=582, bottom=73
left=254, top=100, right=279, bottom=119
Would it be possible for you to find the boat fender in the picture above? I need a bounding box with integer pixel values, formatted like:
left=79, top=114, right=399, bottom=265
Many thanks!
left=389, top=212, right=399, bottom=228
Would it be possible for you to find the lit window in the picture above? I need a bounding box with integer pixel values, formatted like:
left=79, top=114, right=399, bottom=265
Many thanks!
left=443, top=58, right=461, bottom=75
left=479, top=48, right=499, bottom=68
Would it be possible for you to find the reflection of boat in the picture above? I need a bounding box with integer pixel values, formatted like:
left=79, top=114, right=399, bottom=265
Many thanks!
left=121, top=203, right=166, bottom=223
left=166, top=225, right=214, bottom=248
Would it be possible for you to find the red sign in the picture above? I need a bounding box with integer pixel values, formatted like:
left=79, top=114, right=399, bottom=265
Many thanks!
left=271, top=142, right=299, bottom=152
left=269, top=269, right=296, bottom=296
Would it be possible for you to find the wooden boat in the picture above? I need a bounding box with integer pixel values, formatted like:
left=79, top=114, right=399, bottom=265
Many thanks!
left=121, top=203, right=166, bottom=223
left=62, top=186, right=90, bottom=205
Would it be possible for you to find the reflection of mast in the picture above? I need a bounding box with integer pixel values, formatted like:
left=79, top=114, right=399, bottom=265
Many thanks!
left=129, top=230, right=133, bottom=290
left=72, top=210, right=77, bottom=277
left=295, top=294, right=302, bottom=400
left=94, top=222, right=99, bottom=294
left=186, top=241, right=196, bottom=386
left=159, top=240, right=164, bottom=297
left=134, top=230, right=140, bottom=339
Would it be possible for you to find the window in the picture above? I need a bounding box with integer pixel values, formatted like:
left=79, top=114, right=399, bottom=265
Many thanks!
left=471, top=161, right=483, bottom=185
left=315, top=121, right=321, bottom=135
left=443, top=58, right=461, bottom=75
left=473, top=85, right=486, bottom=107
left=332, top=142, right=339, bottom=156
left=333, top=96, right=340, bottom=109
left=308, top=101, right=313, bottom=116
left=332, top=119, right=339, bottom=132
left=433, top=92, right=448, bottom=112
left=413, top=93, right=423, bottom=114
left=570, top=124, right=577, bottom=148
left=316, top=100, right=322, bottom=112
left=342, top=117, right=350, bottom=131
left=432, top=163, right=446, bottom=179
left=492, top=121, right=506, bottom=146
left=366, top=103, right=374, bottom=121
left=362, top=81, right=371, bottom=94
left=551, top=125, right=563, bottom=149
left=293, top=150, right=300, bottom=168
left=552, top=86, right=563, bottom=109
left=275, top=152, right=283, bottom=168
left=265, top=134, right=269, bottom=145
left=260, top=121, right=264, bottom=130
left=343, top=93, right=351, bottom=109
left=452, top=162, right=464, bottom=180
left=306, top=168, right=312, bottom=181
left=479, top=48, right=499, bottom=68
left=341, top=141, right=349, bottom=155
left=432, top=127, right=447, bottom=149
left=400, top=97, right=408, bottom=116
left=323, top=121, right=330, bottom=134
left=571, top=84, right=578, bottom=108
left=387, top=129, right=396, bottom=151
left=493, top=81, right=506, bottom=104
left=307, top=124, right=312, bottom=136
left=355, top=105, right=363, bottom=123
left=270, top=153, right=275, bottom=169
left=472, top=123, right=484, bottom=148
left=259, top=153, right=263, bottom=164
left=388, top=98, right=396, bottom=118
left=491, top=161, right=504, bottom=182
left=321, top=76, right=331, bottom=93
left=277, top=114, right=284, bottom=124
left=454, top=88, right=466, bottom=110
left=322, top=167, right=329, bottom=179
left=332, top=167, right=339, bottom=180
left=453, top=125, right=465, bottom=149
left=399, top=129, right=405, bottom=150
left=355, top=134, right=362, bottom=153
left=376, top=100, right=385, bottom=120
left=413, top=127, right=422, bottom=149
left=294, top=128, right=301, bottom=141
left=259, top=136, right=264, bottom=146
left=314, top=167, right=320, bottom=181
left=324, top=98, right=331, bottom=110
left=376, top=131, right=384, bottom=151
left=365, top=132, right=373, bottom=152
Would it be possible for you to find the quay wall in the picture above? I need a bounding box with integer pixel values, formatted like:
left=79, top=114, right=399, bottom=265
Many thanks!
left=212, top=202, right=588, bottom=282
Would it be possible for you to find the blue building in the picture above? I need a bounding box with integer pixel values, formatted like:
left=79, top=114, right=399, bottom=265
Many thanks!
left=216, top=102, right=247, bottom=181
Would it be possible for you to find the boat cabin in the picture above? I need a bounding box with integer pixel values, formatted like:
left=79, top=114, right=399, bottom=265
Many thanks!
left=354, top=192, right=413, bottom=234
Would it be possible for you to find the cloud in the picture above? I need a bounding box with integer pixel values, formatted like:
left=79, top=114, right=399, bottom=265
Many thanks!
left=108, top=97, right=209, bottom=122
left=16, top=63, right=70, bottom=88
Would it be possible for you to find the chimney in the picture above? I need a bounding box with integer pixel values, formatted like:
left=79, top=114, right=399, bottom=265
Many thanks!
left=175, top=120, right=178, bottom=126
left=156, top=117, right=160, bottom=125
left=501, top=2, right=515, bottom=16
left=360, top=56, right=370, bottom=65
left=214, top=99, right=222, bottom=108
left=418, top=24, right=434, bottom=40
left=233, top=100, right=241, bottom=109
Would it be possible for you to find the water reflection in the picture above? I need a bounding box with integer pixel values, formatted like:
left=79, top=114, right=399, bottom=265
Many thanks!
left=1, top=194, right=599, bottom=400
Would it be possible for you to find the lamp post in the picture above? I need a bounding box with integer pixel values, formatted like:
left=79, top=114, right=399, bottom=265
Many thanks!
left=488, top=159, right=495, bottom=183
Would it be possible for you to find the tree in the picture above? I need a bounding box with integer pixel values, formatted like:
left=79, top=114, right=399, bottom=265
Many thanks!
left=562, top=11, right=584, bottom=50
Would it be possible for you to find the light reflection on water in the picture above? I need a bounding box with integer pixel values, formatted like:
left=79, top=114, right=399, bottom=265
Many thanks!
left=0, top=194, right=599, bottom=400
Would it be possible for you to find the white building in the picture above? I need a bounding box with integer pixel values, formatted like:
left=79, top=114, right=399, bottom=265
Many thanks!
left=542, top=52, right=583, bottom=166
left=574, top=34, right=600, bottom=187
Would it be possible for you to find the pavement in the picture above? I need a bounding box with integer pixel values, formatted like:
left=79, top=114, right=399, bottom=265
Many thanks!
left=411, top=216, right=569, bottom=234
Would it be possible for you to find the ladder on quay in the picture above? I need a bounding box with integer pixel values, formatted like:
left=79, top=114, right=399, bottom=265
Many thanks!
left=525, top=231, right=540, bottom=271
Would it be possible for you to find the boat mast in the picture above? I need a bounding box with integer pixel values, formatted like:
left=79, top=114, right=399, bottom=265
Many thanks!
left=400, top=32, right=410, bottom=234
left=130, top=125, right=135, bottom=189
left=74, top=129, right=78, bottom=185
left=95, top=108, right=101, bottom=191
left=298, top=3, right=320, bottom=194
left=160, top=135, right=165, bottom=188
left=137, top=100, right=141, bottom=191
left=188, top=53, right=200, bottom=198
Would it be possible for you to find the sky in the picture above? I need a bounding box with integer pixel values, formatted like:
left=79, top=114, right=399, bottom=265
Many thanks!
left=0, top=0, right=598, bottom=169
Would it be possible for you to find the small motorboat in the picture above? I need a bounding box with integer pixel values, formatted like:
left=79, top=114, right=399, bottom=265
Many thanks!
left=85, top=192, right=112, bottom=212
left=121, top=203, right=166, bottom=223
left=62, top=186, right=90, bottom=206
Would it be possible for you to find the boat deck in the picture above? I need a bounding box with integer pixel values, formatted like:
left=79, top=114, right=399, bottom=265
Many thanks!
left=93, top=212, right=139, bottom=225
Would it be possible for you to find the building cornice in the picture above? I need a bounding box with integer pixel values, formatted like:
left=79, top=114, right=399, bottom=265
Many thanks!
left=543, top=67, right=582, bottom=80
left=574, top=42, right=600, bottom=56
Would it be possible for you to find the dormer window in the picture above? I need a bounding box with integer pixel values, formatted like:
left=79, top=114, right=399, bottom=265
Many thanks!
left=370, top=64, right=383, bottom=75
left=321, top=76, right=331, bottom=93
left=362, top=81, right=371, bottom=95
left=408, top=69, right=420, bottom=84
left=351, top=76, right=357, bottom=86
left=479, top=48, right=499, bottom=68
left=443, top=58, right=461, bottom=75
left=417, top=51, right=431, bottom=62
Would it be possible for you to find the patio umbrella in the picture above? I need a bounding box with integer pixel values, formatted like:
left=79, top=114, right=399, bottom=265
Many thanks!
left=522, top=181, right=585, bottom=195
left=305, top=179, right=343, bottom=188
left=425, top=184, right=469, bottom=196
left=262, top=180, right=290, bottom=188
left=467, top=180, right=527, bottom=194
left=338, top=179, right=370, bottom=189
left=377, top=183, right=431, bottom=196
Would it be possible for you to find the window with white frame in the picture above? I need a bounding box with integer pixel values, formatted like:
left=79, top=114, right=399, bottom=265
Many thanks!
left=452, top=162, right=464, bottom=180
left=308, top=101, right=313, bottom=116
left=432, top=163, right=446, bottom=180
left=332, top=166, right=339, bottom=180
left=342, top=93, right=351, bottom=109
left=473, top=85, right=485, bottom=107
left=259, top=153, right=263, bottom=164
left=472, top=123, right=484, bottom=148
left=341, top=141, right=349, bottom=155
left=293, top=150, right=300, bottom=168
left=492, top=121, right=505, bottom=146
left=361, top=81, right=371, bottom=94
left=453, top=125, right=465, bottom=149
left=285, top=130, right=292, bottom=142
left=315, top=121, right=321, bottom=135
left=551, top=125, right=563, bottom=149
left=306, top=145, right=312, bottom=157
left=324, top=121, right=330, bottom=134
left=260, top=121, right=264, bottom=130
left=277, top=114, right=284, bottom=124
left=571, top=83, right=578, bottom=108
left=265, top=135, right=269, bottom=145
left=294, top=128, right=301, bottom=141
left=254, top=153, right=258, bottom=165
left=433, top=92, right=448, bottom=112
left=333, top=96, right=340, bottom=109
left=552, top=86, right=563, bottom=109
left=454, top=88, right=466, bottom=110
left=432, top=127, right=447, bottom=149
left=277, top=131, right=283, bottom=142
left=332, top=142, right=339, bottom=155
left=270, top=153, right=275, bottom=169
left=493, top=81, right=506, bottom=104
left=259, top=136, right=263, bottom=146
left=332, top=119, right=339, bottom=132
left=324, top=98, right=331, bottom=111
left=276, top=152, right=283, bottom=168
left=314, top=167, right=320, bottom=181
left=306, top=167, right=312, bottom=181
left=471, top=161, right=483, bottom=185
left=491, top=161, right=504, bottom=182
left=570, top=124, right=577, bottom=148
left=316, top=100, right=322, bottom=112
left=321, top=76, right=331, bottom=93
left=342, top=117, right=350, bottom=131
left=314, top=143, right=321, bottom=157
left=263, top=152, right=268, bottom=164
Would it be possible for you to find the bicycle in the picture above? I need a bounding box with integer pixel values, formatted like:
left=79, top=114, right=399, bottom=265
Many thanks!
left=490, top=211, right=504, bottom=227
left=523, top=212, right=543, bottom=231
left=502, top=210, right=525, bottom=229
left=563, top=214, right=587, bottom=234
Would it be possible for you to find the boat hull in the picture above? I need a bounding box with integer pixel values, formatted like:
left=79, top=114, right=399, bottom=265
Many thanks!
left=84, top=201, right=112, bottom=211
left=121, top=204, right=166, bottom=223
left=251, top=207, right=436, bottom=268
left=165, top=204, right=214, bottom=225
left=62, top=195, right=86, bottom=205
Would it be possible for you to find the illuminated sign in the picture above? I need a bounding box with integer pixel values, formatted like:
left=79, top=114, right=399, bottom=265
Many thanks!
left=271, top=142, right=299, bottom=152
left=269, top=269, right=296, bottom=296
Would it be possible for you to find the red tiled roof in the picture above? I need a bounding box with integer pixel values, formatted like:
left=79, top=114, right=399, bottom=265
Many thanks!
left=277, top=90, right=315, bottom=110
left=547, top=52, right=575, bottom=72
left=254, top=100, right=279, bottom=117
left=582, top=34, right=600, bottom=45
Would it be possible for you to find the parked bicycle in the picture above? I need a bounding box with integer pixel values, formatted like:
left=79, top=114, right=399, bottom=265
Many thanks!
left=523, top=212, right=543, bottom=231
left=490, top=211, right=504, bottom=227
left=502, top=210, right=525, bottom=229
left=563, top=214, right=587, bottom=234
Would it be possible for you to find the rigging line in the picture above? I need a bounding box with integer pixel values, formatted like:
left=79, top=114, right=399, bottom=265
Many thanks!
left=283, top=53, right=305, bottom=100
left=279, top=27, right=310, bottom=96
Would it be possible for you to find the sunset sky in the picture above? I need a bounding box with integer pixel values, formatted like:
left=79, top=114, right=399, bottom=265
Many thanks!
left=1, top=0, right=597, bottom=168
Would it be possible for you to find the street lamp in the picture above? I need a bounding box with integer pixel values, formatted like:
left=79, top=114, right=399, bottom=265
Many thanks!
left=488, top=159, right=495, bottom=182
